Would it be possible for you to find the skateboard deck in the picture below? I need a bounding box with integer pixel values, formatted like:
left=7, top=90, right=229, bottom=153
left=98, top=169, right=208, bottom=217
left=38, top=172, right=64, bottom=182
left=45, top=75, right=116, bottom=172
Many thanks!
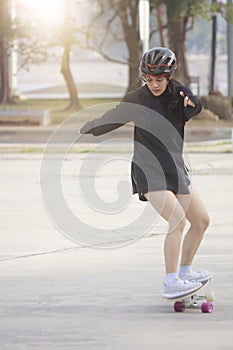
left=164, top=278, right=214, bottom=313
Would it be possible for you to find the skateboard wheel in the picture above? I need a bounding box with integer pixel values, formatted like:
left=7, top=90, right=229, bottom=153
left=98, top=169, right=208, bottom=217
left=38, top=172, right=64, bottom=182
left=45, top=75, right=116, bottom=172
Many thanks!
left=201, top=302, right=214, bottom=313
left=174, top=302, right=185, bottom=312
left=205, top=291, right=215, bottom=302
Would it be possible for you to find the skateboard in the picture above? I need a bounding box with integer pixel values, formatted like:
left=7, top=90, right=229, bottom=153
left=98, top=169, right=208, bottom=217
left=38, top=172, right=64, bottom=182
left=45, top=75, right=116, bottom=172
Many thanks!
left=164, top=278, right=215, bottom=313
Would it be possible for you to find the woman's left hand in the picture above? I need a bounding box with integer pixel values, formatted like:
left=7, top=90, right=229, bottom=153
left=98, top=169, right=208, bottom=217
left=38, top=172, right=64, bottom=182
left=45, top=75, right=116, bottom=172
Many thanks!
left=180, top=91, right=195, bottom=107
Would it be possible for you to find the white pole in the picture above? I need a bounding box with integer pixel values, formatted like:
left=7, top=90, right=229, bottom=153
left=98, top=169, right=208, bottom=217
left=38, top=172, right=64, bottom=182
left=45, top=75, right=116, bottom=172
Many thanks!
left=227, top=0, right=233, bottom=111
left=139, top=0, right=150, bottom=54
left=9, top=0, right=19, bottom=98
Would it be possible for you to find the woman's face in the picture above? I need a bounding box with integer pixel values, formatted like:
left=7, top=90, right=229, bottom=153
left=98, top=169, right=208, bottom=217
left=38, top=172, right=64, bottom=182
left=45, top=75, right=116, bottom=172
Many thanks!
left=145, top=75, right=169, bottom=96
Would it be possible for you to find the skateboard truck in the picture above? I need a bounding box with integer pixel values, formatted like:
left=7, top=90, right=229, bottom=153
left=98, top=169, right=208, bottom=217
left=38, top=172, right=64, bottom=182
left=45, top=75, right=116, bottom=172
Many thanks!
left=173, top=291, right=215, bottom=313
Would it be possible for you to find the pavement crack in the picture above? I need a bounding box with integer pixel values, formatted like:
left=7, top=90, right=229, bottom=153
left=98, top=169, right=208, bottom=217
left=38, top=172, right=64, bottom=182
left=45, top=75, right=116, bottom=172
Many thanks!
left=0, top=246, right=82, bottom=262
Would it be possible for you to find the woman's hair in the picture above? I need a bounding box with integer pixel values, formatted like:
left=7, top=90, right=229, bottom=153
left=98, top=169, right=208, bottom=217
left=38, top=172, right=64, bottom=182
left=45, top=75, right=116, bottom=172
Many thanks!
left=167, top=78, right=179, bottom=112
left=167, top=78, right=184, bottom=128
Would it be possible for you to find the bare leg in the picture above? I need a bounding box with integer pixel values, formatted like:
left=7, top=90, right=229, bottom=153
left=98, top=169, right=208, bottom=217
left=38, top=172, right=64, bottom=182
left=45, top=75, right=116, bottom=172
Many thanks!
left=145, top=190, right=186, bottom=274
left=177, top=185, right=210, bottom=267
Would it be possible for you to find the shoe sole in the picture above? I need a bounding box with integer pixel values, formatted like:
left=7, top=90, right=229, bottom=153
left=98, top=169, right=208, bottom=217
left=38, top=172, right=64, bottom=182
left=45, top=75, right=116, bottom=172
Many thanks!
left=163, top=283, right=202, bottom=300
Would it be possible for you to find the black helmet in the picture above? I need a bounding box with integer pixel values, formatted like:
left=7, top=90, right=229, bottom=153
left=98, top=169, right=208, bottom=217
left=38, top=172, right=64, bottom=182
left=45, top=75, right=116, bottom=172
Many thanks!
left=140, top=47, right=177, bottom=76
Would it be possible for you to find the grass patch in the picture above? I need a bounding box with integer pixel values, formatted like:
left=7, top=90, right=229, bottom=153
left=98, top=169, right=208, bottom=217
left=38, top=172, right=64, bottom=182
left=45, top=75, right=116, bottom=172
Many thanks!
left=215, top=141, right=231, bottom=146
left=20, top=147, right=45, bottom=153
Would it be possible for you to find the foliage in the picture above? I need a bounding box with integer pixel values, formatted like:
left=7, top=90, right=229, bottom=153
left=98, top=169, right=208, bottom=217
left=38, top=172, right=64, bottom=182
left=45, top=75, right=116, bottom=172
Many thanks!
left=81, top=0, right=140, bottom=63
left=223, top=1, right=233, bottom=23
left=148, top=0, right=228, bottom=85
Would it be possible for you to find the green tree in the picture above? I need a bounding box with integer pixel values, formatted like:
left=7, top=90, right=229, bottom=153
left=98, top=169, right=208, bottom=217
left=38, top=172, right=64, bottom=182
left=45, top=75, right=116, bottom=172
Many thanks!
left=151, top=0, right=224, bottom=86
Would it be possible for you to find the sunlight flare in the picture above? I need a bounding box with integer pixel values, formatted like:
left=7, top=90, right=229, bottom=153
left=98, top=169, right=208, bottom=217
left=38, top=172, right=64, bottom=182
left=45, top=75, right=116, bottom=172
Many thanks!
left=20, top=0, right=65, bottom=26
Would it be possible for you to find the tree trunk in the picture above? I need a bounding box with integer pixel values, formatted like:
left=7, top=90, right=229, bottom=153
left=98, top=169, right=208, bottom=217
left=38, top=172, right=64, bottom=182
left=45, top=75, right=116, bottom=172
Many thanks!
left=165, top=0, right=190, bottom=86
left=0, top=42, right=10, bottom=104
left=60, top=46, right=82, bottom=111
left=118, top=0, right=141, bottom=92
left=127, top=31, right=142, bottom=91
left=0, top=0, right=11, bottom=105
left=128, top=58, right=141, bottom=92
left=167, top=17, right=190, bottom=86
left=156, top=3, right=169, bottom=47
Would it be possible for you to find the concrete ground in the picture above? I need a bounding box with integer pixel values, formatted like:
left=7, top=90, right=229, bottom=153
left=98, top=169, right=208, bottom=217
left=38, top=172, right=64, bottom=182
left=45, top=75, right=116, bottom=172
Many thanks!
left=1, top=150, right=233, bottom=349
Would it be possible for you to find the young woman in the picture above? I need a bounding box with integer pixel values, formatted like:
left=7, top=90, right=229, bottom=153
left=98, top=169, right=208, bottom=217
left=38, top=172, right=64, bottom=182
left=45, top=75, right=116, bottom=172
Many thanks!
left=80, top=47, right=213, bottom=299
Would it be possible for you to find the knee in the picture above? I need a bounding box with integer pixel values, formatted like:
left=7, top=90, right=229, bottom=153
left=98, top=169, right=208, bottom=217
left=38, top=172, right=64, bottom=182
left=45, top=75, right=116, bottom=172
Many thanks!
left=192, top=214, right=210, bottom=234
left=169, top=216, right=186, bottom=235
left=201, top=213, right=210, bottom=232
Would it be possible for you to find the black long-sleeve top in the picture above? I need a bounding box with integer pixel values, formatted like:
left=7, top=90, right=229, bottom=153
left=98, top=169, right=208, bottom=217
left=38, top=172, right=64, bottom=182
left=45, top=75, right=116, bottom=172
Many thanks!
left=80, top=82, right=202, bottom=201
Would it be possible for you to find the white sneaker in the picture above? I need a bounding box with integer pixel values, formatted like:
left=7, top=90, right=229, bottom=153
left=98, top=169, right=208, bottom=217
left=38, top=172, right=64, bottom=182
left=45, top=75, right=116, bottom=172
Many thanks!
left=163, top=278, right=202, bottom=299
left=179, top=269, right=213, bottom=284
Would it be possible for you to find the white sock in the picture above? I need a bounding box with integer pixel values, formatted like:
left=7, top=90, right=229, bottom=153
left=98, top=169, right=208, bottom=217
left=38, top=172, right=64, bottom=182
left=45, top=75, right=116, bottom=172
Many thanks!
left=179, top=265, right=191, bottom=277
left=165, top=273, right=178, bottom=286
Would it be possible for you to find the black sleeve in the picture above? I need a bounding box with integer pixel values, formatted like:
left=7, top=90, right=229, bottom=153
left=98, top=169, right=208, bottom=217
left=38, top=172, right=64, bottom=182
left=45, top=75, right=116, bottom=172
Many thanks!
left=177, top=85, right=202, bottom=121
left=80, top=93, right=134, bottom=136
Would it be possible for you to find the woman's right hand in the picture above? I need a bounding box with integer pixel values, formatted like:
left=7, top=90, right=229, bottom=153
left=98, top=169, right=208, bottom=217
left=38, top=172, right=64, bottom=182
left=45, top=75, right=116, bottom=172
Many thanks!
left=180, top=91, right=195, bottom=108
